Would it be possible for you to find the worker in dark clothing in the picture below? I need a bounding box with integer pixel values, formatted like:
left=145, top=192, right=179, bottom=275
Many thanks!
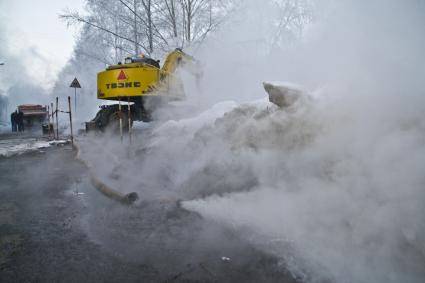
left=17, top=110, right=24, bottom=132
left=10, top=111, right=17, bottom=132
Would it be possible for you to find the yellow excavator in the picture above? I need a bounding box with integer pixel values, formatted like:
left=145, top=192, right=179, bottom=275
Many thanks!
left=86, top=48, right=201, bottom=131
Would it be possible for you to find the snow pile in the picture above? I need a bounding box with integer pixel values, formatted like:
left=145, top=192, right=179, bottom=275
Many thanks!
left=263, top=81, right=309, bottom=108
left=0, top=137, right=68, bottom=157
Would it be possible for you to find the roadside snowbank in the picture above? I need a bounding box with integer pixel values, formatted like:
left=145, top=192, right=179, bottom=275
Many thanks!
left=0, top=137, right=69, bottom=157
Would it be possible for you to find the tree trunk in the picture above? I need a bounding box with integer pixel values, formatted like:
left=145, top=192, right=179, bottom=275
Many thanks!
left=133, top=0, right=139, bottom=54
left=171, top=0, right=178, bottom=37
left=187, top=1, right=191, bottom=42
left=147, top=0, right=153, bottom=54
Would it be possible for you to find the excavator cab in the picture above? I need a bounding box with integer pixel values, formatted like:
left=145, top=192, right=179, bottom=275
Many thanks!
left=124, top=56, right=160, bottom=68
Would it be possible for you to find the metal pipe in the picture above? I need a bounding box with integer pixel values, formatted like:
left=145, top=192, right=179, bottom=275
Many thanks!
left=47, top=105, right=51, bottom=138
left=74, top=87, right=77, bottom=114
left=127, top=97, right=132, bottom=145
left=55, top=97, right=59, bottom=140
left=119, top=96, right=123, bottom=143
left=51, top=103, right=55, bottom=139
left=68, top=96, right=74, bottom=148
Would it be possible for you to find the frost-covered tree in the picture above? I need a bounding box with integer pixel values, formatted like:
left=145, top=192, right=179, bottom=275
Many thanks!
left=269, top=0, right=314, bottom=49
left=61, top=0, right=234, bottom=61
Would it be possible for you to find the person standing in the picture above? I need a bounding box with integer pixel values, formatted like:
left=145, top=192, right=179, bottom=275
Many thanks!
left=10, top=111, right=17, bottom=132
left=18, top=110, right=24, bottom=132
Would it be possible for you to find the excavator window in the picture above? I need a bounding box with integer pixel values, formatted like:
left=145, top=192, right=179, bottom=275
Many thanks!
left=142, top=58, right=160, bottom=68
left=124, top=56, right=160, bottom=68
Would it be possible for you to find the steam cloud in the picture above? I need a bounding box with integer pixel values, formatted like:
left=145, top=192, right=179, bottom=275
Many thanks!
left=0, top=27, right=51, bottom=114
left=180, top=0, right=425, bottom=282
left=77, top=0, right=425, bottom=282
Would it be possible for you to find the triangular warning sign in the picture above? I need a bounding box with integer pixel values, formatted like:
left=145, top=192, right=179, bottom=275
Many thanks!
left=69, top=77, right=81, bottom=88
left=117, top=70, right=127, bottom=80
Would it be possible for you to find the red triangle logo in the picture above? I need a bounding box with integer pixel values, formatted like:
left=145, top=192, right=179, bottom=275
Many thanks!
left=117, top=70, right=127, bottom=80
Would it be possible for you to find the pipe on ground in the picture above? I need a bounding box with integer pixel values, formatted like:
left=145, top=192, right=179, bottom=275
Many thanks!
left=90, top=174, right=139, bottom=204
left=74, top=141, right=139, bottom=205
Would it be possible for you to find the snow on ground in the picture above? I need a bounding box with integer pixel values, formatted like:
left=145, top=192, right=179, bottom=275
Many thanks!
left=0, top=136, right=69, bottom=157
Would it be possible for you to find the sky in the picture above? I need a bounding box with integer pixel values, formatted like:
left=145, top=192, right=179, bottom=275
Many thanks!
left=0, top=0, right=85, bottom=90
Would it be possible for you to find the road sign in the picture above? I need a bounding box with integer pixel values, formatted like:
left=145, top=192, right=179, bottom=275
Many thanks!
left=70, top=77, right=81, bottom=88
left=69, top=77, right=81, bottom=113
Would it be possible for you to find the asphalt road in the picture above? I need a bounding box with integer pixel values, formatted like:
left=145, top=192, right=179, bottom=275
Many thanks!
left=0, top=134, right=301, bottom=283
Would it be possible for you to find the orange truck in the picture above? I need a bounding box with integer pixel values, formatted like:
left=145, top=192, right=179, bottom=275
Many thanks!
left=17, top=104, right=49, bottom=130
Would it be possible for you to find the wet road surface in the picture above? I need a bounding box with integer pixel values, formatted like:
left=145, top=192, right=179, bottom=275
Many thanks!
left=0, top=134, right=300, bottom=282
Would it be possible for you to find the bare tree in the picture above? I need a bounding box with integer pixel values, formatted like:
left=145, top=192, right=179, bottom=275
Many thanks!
left=141, top=0, right=153, bottom=53
left=179, top=0, right=208, bottom=43
left=162, top=0, right=179, bottom=38
left=178, top=0, right=235, bottom=46
left=61, top=0, right=235, bottom=62
left=270, top=0, right=314, bottom=49
left=61, top=2, right=150, bottom=55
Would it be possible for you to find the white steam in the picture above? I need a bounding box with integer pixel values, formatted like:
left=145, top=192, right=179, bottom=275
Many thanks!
left=77, top=0, right=425, bottom=282
left=182, top=88, right=425, bottom=282
left=180, top=0, right=425, bottom=282
left=0, top=27, right=49, bottom=114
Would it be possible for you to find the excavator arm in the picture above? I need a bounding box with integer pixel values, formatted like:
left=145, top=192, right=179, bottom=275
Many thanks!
left=161, top=48, right=202, bottom=78
left=155, top=48, right=202, bottom=100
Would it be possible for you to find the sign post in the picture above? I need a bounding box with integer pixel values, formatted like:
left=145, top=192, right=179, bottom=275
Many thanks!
left=67, top=96, right=74, bottom=148
left=69, top=77, right=81, bottom=114
left=55, top=97, right=59, bottom=140
left=51, top=103, right=55, bottom=139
